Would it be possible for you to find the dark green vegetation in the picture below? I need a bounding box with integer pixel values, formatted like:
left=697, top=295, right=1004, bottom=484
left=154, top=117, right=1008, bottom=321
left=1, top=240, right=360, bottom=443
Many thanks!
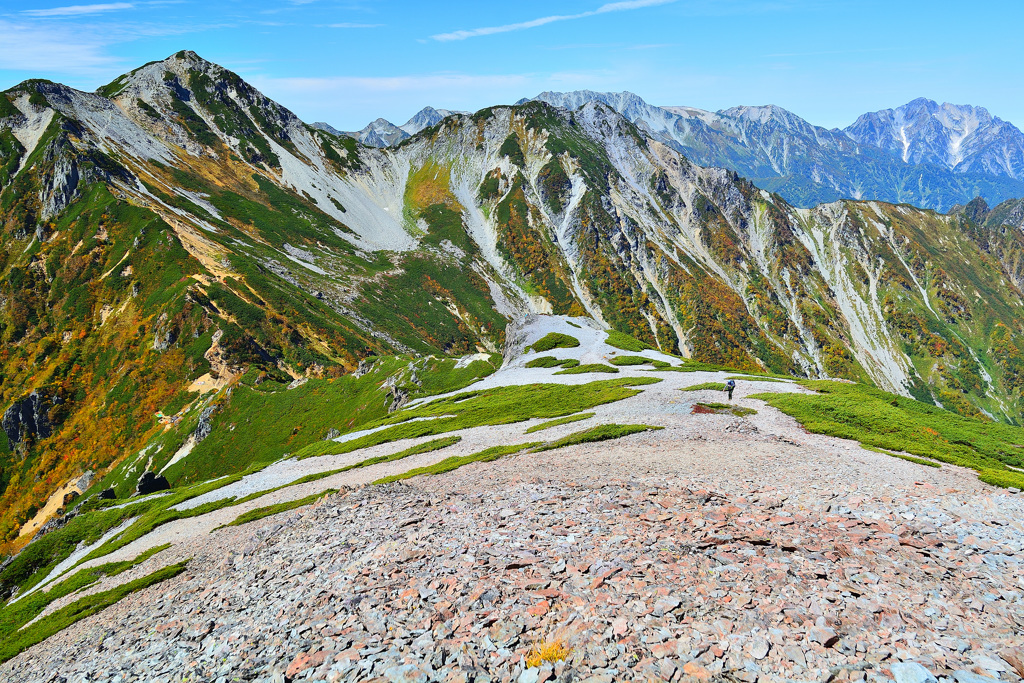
left=754, top=381, right=1024, bottom=487
left=605, top=330, right=653, bottom=352
left=374, top=443, right=540, bottom=485
left=146, top=356, right=497, bottom=488
left=861, top=444, right=942, bottom=468
left=528, top=332, right=580, bottom=352
left=525, top=356, right=579, bottom=369
left=298, top=377, right=661, bottom=460
left=0, top=560, right=187, bottom=663
left=681, top=382, right=726, bottom=391
left=525, top=412, right=595, bottom=434
left=692, top=402, right=758, bottom=417
left=220, top=490, right=336, bottom=529
left=322, top=436, right=461, bottom=474
left=727, top=375, right=790, bottom=383
left=0, top=543, right=170, bottom=662
left=535, top=423, right=663, bottom=451
left=610, top=355, right=655, bottom=366
left=554, top=363, right=619, bottom=375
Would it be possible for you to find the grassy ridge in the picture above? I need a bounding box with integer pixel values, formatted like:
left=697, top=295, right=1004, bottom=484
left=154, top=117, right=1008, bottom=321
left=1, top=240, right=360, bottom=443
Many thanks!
left=0, top=560, right=188, bottom=663
left=754, top=380, right=1024, bottom=487
left=219, top=491, right=336, bottom=529
left=374, top=443, right=541, bottom=485
left=297, top=378, right=661, bottom=460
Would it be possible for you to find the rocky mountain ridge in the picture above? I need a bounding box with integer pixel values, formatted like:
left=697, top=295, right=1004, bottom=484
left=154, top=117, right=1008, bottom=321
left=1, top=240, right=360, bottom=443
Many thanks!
left=515, top=90, right=1024, bottom=211
left=316, top=106, right=469, bottom=148
left=3, top=50, right=1024, bottom=552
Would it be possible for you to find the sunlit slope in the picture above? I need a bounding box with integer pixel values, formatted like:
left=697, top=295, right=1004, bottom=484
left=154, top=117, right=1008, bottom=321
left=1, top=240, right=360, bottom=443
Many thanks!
left=2, top=50, right=1024, bottom=547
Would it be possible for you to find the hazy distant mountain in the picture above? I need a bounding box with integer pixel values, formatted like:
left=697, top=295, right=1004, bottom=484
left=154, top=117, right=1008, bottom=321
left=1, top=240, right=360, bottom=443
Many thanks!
left=317, top=106, right=469, bottom=148
left=846, top=97, right=1024, bottom=178
left=526, top=91, right=1024, bottom=211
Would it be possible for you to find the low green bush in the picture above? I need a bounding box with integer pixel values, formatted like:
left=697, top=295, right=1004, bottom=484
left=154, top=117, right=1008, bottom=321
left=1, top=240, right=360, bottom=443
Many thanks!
left=554, top=364, right=619, bottom=375
left=529, top=333, right=580, bottom=352
left=610, top=355, right=652, bottom=366
left=681, top=382, right=726, bottom=392
left=605, top=330, right=652, bottom=352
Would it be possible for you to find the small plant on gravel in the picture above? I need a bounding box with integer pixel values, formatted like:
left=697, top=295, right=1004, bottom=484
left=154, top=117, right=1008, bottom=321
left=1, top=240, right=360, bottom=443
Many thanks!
left=526, top=639, right=572, bottom=667
left=528, top=332, right=580, bottom=352
left=692, top=402, right=757, bottom=417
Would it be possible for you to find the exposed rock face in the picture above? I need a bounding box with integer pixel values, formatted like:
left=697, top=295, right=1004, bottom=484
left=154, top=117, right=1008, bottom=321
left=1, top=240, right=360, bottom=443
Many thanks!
left=98, top=488, right=116, bottom=500
left=193, top=406, right=217, bottom=443
left=2, top=390, right=57, bottom=450
left=136, top=471, right=170, bottom=496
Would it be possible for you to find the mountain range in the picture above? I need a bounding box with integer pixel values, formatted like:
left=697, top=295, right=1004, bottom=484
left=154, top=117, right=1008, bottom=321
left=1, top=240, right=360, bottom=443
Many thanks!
left=3, top=50, right=1024, bottom=551
left=343, top=91, right=1024, bottom=212
left=315, top=105, right=469, bottom=148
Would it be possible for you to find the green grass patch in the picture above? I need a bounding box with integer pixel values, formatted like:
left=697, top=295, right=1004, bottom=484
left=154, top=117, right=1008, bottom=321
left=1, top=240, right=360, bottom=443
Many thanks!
left=681, top=382, right=726, bottom=392
left=218, top=491, right=336, bottom=529
left=753, top=380, right=1024, bottom=488
left=525, top=356, right=578, bottom=369
left=726, top=375, right=792, bottom=382
left=529, top=333, right=580, bottom=352
left=525, top=413, right=595, bottom=434
left=0, top=542, right=170, bottom=657
left=0, top=560, right=188, bottom=664
left=861, top=444, right=941, bottom=468
left=554, top=363, right=619, bottom=375
left=610, top=355, right=654, bottom=366
left=649, top=360, right=736, bottom=373
left=605, top=330, right=653, bottom=352
left=325, top=435, right=462, bottom=473
left=374, top=443, right=541, bottom=485
left=536, top=423, right=662, bottom=451
left=297, top=377, right=661, bottom=460
left=160, top=355, right=499, bottom=486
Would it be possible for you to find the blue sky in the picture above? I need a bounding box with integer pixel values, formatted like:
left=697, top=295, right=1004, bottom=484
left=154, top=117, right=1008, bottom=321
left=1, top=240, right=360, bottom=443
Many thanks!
left=1, top=0, right=1021, bottom=131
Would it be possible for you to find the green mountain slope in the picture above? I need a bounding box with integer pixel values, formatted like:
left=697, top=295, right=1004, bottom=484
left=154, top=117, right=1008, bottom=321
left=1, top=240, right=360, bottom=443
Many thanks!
left=2, top=51, right=1024, bottom=551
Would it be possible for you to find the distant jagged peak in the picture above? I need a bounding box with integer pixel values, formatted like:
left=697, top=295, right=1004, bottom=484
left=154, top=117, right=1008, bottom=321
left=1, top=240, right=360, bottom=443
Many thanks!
left=400, top=106, right=468, bottom=135
left=845, top=97, right=1024, bottom=177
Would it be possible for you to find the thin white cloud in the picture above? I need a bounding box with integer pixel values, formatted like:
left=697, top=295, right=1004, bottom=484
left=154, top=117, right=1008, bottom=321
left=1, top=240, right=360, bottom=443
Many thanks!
left=0, top=20, right=120, bottom=74
left=431, top=0, right=676, bottom=41
left=21, top=3, right=133, bottom=17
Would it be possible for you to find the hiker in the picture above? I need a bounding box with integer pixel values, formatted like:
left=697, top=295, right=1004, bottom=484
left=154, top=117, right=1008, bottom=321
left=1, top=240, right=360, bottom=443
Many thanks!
left=725, top=379, right=736, bottom=401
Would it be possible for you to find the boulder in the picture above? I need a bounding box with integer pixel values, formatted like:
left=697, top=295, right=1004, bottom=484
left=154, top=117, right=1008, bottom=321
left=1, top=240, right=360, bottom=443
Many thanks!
left=98, top=488, right=116, bottom=500
left=136, top=472, right=170, bottom=496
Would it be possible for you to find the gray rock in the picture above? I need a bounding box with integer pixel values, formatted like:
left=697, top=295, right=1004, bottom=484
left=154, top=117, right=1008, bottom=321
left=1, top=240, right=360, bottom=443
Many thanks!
left=807, top=626, right=838, bottom=648
left=749, top=637, right=770, bottom=660
left=891, top=662, right=937, bottom=683
left=953, top=672, right=999, bottom=683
